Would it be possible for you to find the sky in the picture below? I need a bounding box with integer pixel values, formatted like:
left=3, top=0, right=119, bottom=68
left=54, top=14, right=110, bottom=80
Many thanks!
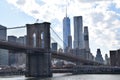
left=0, top=0, right=120, bottom=58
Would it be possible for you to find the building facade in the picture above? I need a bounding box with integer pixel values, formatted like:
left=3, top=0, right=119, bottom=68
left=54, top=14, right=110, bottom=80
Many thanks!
left=16, top=36, right=26, bottom=66
left=105, top=54, right=110, bottom=65
left=51, top=42, right=58, bottom=52
left=0, top=25, right=8, bottom=65
left=68, top=35, right=72, bottom=49
left=8, top=36, right=26, bottom=66
left=84, top=26, right=90, bottom=52
left=74, top=16, right=84, bottom=49
left=8, top=36, right=17, bottom=66
left=110, top=50, right=120, bottom=66
left=95, top=49, right=104, bottom=63
left=63, top=16, right=71, bottom=52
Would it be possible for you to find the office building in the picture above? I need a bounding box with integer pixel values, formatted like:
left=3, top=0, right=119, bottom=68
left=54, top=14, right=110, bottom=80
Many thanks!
left=74, top=16, right=84, bottom=49
left=84, top=26, right=90, bottom=52
left=95, top=49, right=104, bottom=63
left=8, top=35, right=26, bottom=66
left=84, top=26, right=91, bottom=60
left=68, top=35, right=72, bottom=49
left=110, top=50, right=120, bottom=66
left=105, top=54, right=110, bottom=65
left=8, top=36, right=17, bottom=66
left=16, top=36, right=26, bottom=66
left=0, top=25, right=6, bottom=40
left=51, top=42, right=58, bottom=52
left=63, top=13, right=71, bottom=52
left=0, top=25, right=8, bottom=65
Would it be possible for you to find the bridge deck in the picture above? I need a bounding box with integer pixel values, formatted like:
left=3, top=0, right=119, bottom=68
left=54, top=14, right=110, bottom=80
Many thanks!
left=0, top=41, right=46, bottom=53
left=0, top=41, right=103, bottom=65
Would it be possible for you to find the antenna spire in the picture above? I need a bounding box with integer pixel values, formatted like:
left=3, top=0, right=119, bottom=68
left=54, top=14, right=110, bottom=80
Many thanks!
left=66, top=4, right=67, bottom=17
left=65, top=0, right=68, bottom=17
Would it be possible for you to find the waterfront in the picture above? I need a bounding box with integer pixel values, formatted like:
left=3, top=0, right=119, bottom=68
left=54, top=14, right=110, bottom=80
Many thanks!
left=0, top=74, right=120, bottom=80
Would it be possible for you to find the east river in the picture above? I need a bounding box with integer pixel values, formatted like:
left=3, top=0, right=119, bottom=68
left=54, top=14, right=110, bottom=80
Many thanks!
left=0, top=74, right=120, bottom=80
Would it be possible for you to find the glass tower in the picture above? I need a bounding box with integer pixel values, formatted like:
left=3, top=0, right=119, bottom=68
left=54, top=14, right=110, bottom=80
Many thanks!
left=95, top=49, right=104, bottom=63
left=74, top=16, right=84, bottom=49
left=63, top=16, right=71, bottom=52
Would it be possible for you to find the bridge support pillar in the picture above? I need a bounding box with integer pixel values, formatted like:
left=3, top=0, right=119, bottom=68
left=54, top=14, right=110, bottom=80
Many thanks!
left=26, top=52, right=52, bottom=77
left=25, top=22, right=52, bottom=77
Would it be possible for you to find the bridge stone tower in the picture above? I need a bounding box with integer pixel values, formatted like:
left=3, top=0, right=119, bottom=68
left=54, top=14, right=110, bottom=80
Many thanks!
left=25, top=22, right=52, bottom=77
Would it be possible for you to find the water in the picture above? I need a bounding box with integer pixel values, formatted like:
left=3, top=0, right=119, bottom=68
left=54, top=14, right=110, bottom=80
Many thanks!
left=0, top=74, right=120, bottom=80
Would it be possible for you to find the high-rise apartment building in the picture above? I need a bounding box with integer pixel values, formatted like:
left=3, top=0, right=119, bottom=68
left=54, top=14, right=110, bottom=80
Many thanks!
left=74, top=16, right=84, bottom=49
left=63, top=15, right=71, bottom=52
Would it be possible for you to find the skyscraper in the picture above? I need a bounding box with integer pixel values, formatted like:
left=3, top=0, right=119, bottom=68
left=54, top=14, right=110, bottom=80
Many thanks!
left=84, top=26, right=90, bottom=52
left=110, top=49, right=120, bottom=66
left=16, top=36, right=26, bottom=66
left=0, top=25, right=8, bottom=65
left=95, top=49, right=104, bottom=63
left=68, top=35, right=72, bottom=49
left=63, top=13, right=71, bottom=52
left=105, top=54, right=110, bottom=65
left=8, top=36, right=17, bottom=66
left=74, top=16, right=84, bottom=49
left=51, top=42, right=58, bottom=52
left=8, top=36, right=26, bottom=66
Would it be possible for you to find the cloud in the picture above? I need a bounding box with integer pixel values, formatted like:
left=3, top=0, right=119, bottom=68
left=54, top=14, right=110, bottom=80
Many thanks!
left=16, top=0, right=26, bottom=5
left=78, top=0, right=112, bottom=3
left=31, top=10, right=39, bottom=14
left=113, top=0, right=120, bottom=9
left=7, top=0, right=120, bottom=56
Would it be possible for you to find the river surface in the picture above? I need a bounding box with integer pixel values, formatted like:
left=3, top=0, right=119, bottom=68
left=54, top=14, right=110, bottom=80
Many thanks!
left=0, top=74, right=120, bottom=80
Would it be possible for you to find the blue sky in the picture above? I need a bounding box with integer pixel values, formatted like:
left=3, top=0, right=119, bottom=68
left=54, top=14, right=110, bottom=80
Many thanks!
left=0, top=0, right=36, bottom=37
left=1, top=0, right=120, bottom=57
left=0, top=0, right=35, bottom=26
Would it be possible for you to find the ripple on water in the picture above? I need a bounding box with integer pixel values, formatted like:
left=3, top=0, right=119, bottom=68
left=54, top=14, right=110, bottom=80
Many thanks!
left=0, top=74, right=120, bottom=80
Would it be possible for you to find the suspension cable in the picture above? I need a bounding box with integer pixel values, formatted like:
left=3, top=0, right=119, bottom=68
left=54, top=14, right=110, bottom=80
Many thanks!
left=0, top=26, right=26, bottom=30
left=50, top=26, right=67, bottom=47
left=51, top=36, right=62, bottom=48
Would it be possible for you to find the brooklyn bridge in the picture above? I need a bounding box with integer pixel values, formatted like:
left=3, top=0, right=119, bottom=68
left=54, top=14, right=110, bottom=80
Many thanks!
left=0, top=22, right=119, bottom=77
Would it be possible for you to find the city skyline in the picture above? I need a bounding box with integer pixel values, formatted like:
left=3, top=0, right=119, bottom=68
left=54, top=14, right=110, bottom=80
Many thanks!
left=0, top=0, right=120, bottom=57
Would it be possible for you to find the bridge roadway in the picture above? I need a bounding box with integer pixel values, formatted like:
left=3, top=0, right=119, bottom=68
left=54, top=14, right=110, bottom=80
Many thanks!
left=0, top=40, right=102, bottom=65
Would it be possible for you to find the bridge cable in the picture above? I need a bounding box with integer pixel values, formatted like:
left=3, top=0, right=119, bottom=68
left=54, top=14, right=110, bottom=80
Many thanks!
left=51, top=34, right=63, bottom=48
left=50, top=27, right=67, bottom=48
left=0, top=26, right=26, bottom=30
left=51, top=36, right=62, bottom=48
